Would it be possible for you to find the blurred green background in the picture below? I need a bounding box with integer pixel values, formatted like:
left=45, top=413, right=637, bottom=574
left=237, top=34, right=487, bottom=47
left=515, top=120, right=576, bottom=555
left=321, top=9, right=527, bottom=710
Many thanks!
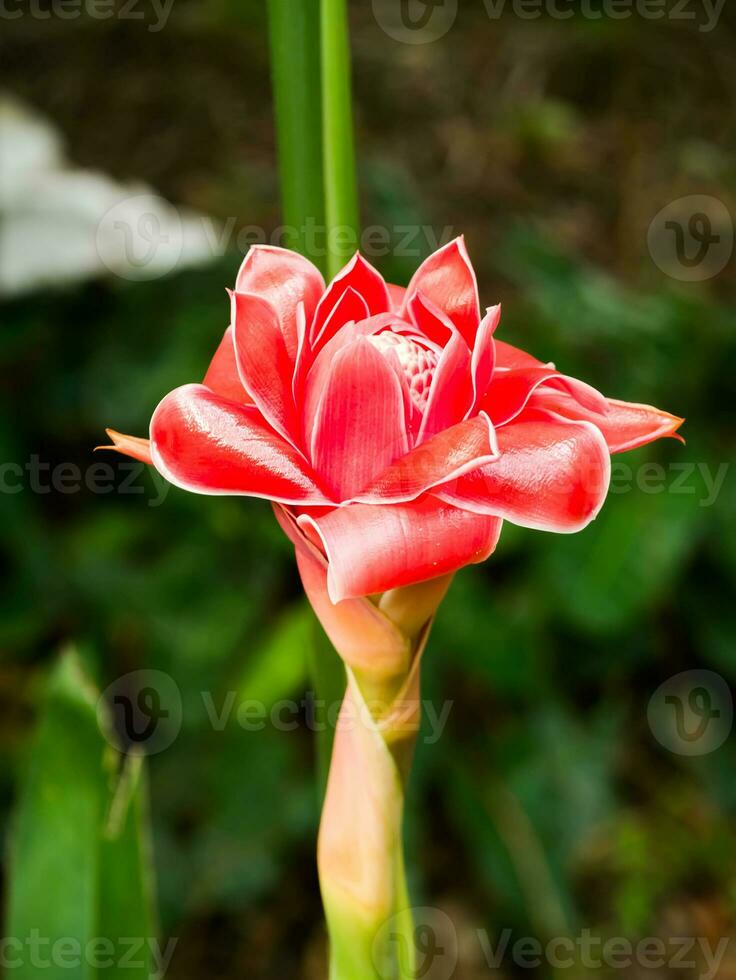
left=1, top=2, right=735, bottom=978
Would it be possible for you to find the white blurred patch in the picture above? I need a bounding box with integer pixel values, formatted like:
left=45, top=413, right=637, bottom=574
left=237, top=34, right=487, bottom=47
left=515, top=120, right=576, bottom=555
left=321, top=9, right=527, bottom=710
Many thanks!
left=0, top=94, right=219, bottom=296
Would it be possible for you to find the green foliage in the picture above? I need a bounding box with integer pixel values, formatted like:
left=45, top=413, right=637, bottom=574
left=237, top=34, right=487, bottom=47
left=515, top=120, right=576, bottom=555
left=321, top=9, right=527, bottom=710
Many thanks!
left=5, top=650, right=156, bottom=980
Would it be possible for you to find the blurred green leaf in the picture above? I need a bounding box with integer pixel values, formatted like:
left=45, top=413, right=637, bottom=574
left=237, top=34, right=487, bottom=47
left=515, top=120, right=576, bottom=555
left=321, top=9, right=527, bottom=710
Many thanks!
left=234, top=602, right=313, bottom=708
left=5, top=650, right=160, bottom=980
left=97, top=754, right=157, bottom=980
left=536, top=485, right=701, bottom=635
left=6, top=648, right=108, bottom=980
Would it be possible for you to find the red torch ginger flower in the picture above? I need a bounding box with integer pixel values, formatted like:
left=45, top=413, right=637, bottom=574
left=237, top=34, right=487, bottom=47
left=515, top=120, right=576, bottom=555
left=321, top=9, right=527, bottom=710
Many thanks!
left=104, top=239, right=683, bottom=602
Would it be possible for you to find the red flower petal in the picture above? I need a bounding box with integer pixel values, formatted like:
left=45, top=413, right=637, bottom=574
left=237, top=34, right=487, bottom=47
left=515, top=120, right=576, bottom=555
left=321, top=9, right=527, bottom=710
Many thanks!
left=150, top=384, right=332, bottom=503
left=202, top=327, right=251, bottom=404
left=297, top=496, right=503, bottom=602
left=402, top=237, right=480, bottom=345
left=235, top=245, right=324, bottom=359
left=418, top=331, right=473, bottom=441
left=310, top=337, right=409, bottom=500
left=387, top=282, right=407, bottom=312
left=354, top=413, right=499, bottom=504
left=231, top=290, right=299, bottom=445
left=437, top=409, right=611, bottom=532
left=526, top=389, right=685, bottom=453
left=405, top=290, right=455, bottom=348
left=310, top=285, right=369, bottom=350
left=310, top=253, right=390, bottom=343
left=301, top=316, right=394, bottom=449
left=483, top=366, right=607, bottom=426
left=493, top=339, right=545, bottom=370
left=471, top=305, right=501, bottom=410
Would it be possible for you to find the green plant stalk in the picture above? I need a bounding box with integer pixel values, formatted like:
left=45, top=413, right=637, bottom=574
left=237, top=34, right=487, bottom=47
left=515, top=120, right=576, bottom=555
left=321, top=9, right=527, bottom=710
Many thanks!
left=318, top=666, right=418, bottom=980
left=267, top=0, right=326, bottom=273
left=320, top=0, right=360, bottom=277
left=267, top=0, right=344, bottom=793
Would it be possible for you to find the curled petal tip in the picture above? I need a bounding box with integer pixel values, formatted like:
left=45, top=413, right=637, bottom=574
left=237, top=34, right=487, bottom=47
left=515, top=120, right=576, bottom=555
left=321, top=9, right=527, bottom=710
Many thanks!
left=96, top=429, right=153, bottom=465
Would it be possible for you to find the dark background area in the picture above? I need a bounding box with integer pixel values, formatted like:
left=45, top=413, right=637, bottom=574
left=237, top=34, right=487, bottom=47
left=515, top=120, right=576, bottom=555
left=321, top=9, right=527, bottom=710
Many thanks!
left=1, top=2, right=735, bottom=977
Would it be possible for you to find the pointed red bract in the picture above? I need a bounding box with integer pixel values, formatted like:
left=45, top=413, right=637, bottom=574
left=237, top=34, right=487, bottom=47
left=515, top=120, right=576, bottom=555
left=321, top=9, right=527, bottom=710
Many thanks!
left=311, top=253, right=390, bottom=343
left=471, top=305, right=500, bottom=411
left=311, top=285, right=369, bottom=350
left=402, top=237, right=480, bottom=345
left=525, top=389, right=685, bottom=453
left=405, top=291, right=455, bottom=348
left=235, top=245, right=324, bottom=360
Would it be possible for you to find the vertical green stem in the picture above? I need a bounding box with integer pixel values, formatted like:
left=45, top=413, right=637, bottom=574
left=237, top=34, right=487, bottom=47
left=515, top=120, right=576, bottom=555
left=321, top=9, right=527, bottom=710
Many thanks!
left=267, top=0, right=325, bottom=272
left=267, top=0, right=346, bottom=801
left=320, top=0, right=360, bottom=277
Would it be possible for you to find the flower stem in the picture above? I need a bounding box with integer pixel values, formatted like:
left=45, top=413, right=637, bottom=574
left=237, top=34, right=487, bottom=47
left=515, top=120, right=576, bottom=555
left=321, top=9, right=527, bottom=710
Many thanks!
left=318, top=668, right=418, bottom=980
left=267, top=0, right=326, bottom=273
left=320, top=0, right=360, bottom=278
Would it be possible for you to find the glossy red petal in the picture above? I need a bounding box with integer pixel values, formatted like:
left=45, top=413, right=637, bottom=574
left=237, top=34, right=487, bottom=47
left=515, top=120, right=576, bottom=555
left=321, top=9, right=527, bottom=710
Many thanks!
left=310, top=253, right=390, bottom=343
left=301, top=316, right=391, bottom=445
left=202, top=327, right=251, bottom=404
left=483, top=366, right=607, bottom=426
left=471, top=305, right=501, bottom=411
left=96, top=429, right=152, bottom=465
left=405, top=290, right=455, bottom=348
left=297, top=497, right=503, bottom=602
left=387, top=282, right=407, bottom=312
left=418, top=331, right=473, bottom=441
left=150, top=384, right=332, bottom=503
left=231, top=290, right=299, bottom=444
left=493, top=339, right=545, bottom=370
left=235, top=245, right=324, bottom=359
left=353, top=413, right=499, bottom=504
left=310, top=285, right=369, bottom=350
left=526, top=389, right=685, bottom=454
left=437, top=409, right=611, bottom=533
left=402, top=237, right=480, bottom=345
left=310, top=338, right=409, bottom=500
